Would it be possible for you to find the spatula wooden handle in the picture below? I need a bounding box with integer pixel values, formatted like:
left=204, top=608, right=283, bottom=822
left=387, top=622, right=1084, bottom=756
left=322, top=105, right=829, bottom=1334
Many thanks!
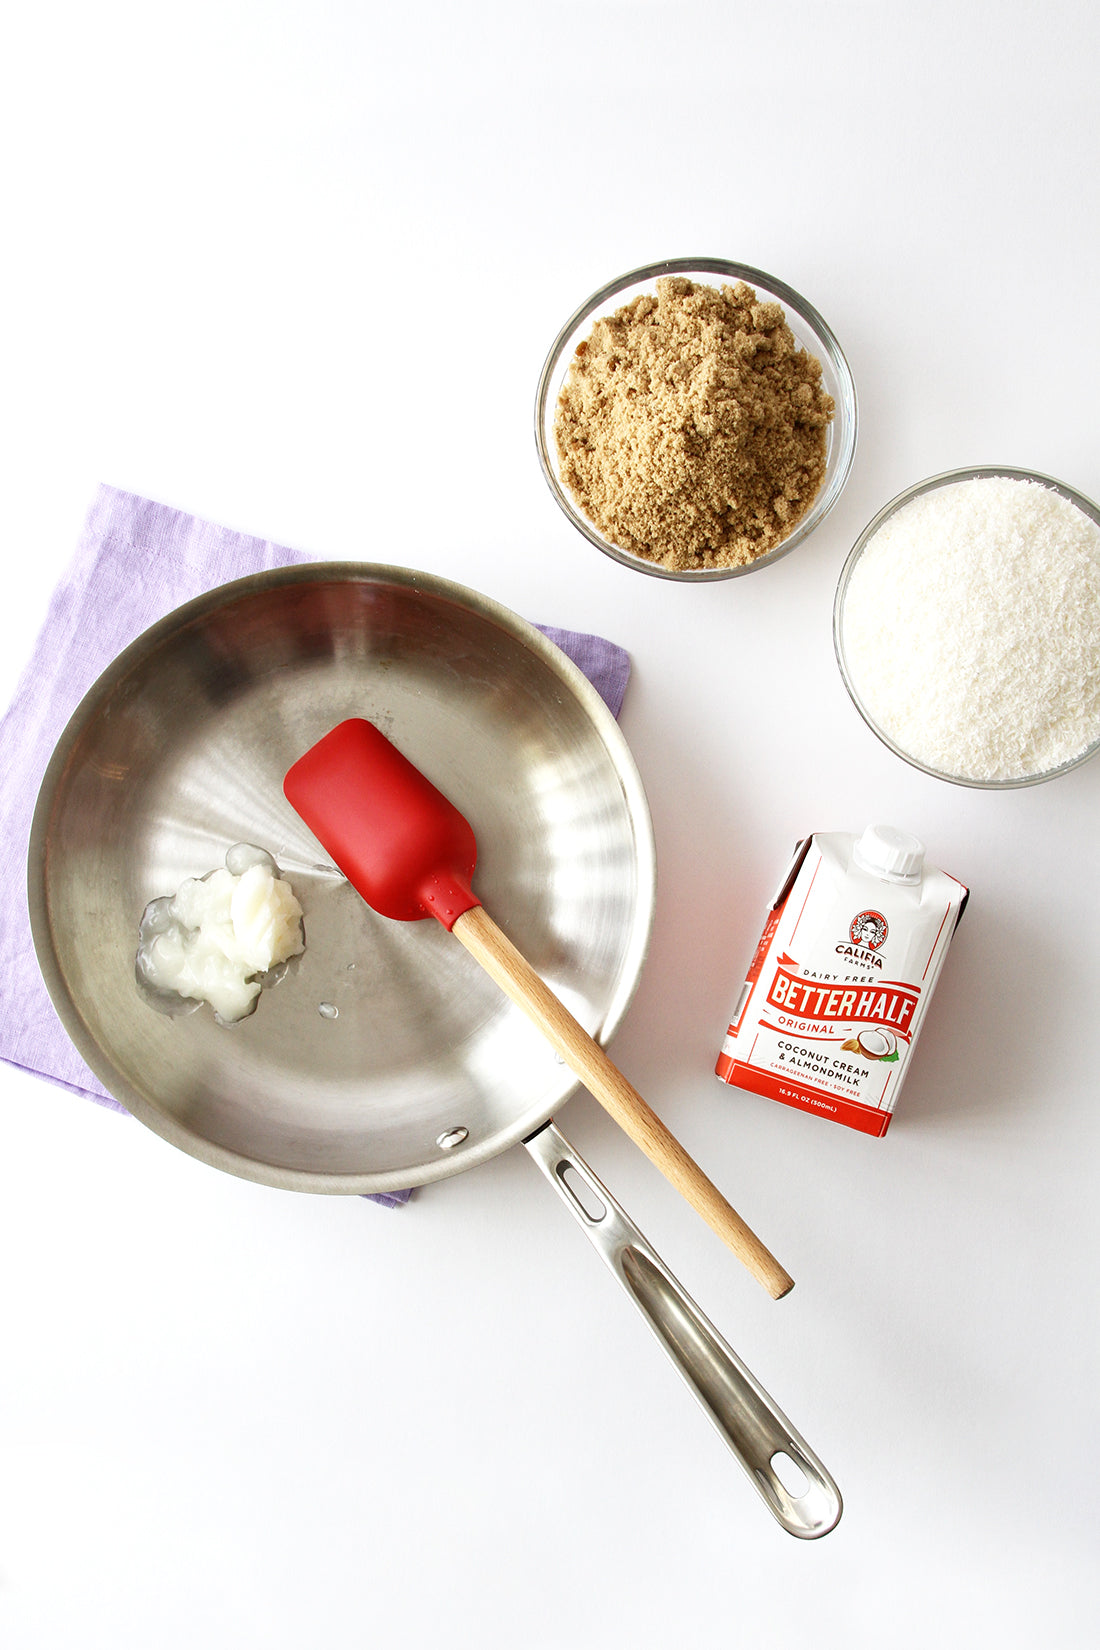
left=451, top=904, right=794, bottom=1300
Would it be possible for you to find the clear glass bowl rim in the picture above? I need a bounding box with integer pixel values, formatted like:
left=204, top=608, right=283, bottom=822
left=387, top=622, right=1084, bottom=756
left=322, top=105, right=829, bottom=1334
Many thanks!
left=534, top=256, right=858, bottom=582
left=833, top=464, right=1100, bottom=789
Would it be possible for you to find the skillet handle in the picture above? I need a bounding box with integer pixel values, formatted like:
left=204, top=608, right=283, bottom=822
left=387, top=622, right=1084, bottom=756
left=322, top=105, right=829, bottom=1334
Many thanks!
left=523, top=1121, right=842, bottom=1540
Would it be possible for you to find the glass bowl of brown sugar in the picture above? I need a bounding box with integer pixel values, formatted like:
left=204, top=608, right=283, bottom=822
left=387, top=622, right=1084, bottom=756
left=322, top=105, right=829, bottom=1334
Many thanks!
left=535, top=258, right=857, bottom=581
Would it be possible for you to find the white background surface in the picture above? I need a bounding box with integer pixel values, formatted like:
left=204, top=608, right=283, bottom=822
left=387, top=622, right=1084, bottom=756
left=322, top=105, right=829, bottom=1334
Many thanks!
left=2, top=2, right=1098, bottom=1645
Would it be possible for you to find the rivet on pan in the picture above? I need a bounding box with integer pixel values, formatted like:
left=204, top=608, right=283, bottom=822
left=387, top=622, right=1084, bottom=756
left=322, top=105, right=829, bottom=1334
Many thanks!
left=437, top=1127, right=469, bottom=1150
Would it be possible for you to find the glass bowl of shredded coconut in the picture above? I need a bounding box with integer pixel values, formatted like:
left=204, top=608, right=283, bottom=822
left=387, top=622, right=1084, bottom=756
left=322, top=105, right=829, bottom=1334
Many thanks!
left=834, top=467, right=1100, bottom=787
left=535, top=258, right=857, bottom=581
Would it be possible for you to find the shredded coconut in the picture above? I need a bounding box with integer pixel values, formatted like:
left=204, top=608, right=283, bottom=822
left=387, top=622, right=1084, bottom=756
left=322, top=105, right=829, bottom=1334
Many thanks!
left=839, top=477, right=1100, bottom=782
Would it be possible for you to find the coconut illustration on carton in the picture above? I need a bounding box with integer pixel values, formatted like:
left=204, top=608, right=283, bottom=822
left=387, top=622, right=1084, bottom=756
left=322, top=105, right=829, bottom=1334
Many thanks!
left=845, top=1027, right=898, bottom=1061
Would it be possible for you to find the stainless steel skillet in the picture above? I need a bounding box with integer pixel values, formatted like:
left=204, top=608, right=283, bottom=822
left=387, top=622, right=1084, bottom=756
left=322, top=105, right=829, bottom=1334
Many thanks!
left=28, top=563, right=840, bottom=1538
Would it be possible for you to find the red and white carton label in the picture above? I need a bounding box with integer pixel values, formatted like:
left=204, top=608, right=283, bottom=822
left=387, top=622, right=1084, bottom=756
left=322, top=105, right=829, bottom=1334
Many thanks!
left=715, top=833, right=968, bottom=1138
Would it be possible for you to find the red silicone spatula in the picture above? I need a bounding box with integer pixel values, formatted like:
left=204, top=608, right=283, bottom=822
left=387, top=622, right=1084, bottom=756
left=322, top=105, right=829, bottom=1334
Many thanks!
left=284, top=718, right=793, bottom=1299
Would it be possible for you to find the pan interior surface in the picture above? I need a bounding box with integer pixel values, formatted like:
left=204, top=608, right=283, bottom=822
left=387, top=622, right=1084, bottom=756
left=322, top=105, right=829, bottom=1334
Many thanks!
left=31, top=566, right=655, bottom=1194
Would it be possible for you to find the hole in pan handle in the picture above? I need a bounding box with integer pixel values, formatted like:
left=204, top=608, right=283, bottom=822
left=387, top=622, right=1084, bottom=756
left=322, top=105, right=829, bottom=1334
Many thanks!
left=523, top=1120, right=843, bottom=1540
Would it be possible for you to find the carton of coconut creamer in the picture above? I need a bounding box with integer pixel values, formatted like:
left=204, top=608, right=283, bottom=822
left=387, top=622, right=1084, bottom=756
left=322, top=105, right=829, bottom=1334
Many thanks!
left=715, top=826, right=968, bottom=1138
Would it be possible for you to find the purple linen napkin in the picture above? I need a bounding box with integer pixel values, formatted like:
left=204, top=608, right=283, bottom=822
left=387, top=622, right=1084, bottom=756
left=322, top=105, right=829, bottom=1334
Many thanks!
left=0, top=484, right=631, bottom=1207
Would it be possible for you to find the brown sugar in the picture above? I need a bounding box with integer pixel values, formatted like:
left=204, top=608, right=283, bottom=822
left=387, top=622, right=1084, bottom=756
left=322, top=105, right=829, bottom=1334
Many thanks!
left=554, top=277, right=835, bottom=572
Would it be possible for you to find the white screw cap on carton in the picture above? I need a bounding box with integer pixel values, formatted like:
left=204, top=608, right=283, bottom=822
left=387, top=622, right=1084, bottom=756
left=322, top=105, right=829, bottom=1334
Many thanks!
left=852, top=824, right=925, bottom=883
